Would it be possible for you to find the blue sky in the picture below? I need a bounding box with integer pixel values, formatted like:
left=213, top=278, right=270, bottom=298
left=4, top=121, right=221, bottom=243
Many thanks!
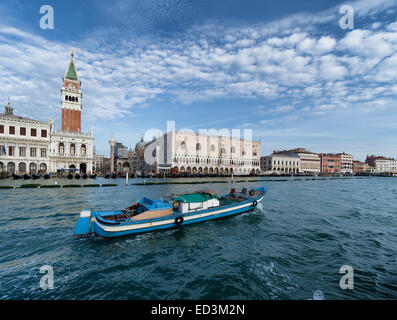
left=0, top=0, right=396, bottom=160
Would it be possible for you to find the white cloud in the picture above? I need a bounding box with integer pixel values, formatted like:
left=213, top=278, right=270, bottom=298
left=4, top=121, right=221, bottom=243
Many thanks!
left=259, top=115, right=299, bottom=125
left=0, top=0, right=396, bottom=127
left=373, top=54, right=397, bottom=81
left=338, top=29, right=394, bottom=58
left=387, top=21, right=397, bottom=31
left=316, top=36, right=336, bottom=53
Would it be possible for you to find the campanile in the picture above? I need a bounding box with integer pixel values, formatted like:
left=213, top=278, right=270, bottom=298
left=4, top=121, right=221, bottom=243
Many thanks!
left=61, top=50, right=82, bottom=132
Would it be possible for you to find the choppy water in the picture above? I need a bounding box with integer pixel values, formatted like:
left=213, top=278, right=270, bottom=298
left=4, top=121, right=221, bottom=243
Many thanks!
left=0, top=176, right=396, bottom=299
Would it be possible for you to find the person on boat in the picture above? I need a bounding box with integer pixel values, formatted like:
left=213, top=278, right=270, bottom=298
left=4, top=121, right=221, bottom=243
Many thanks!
left=229, top=188, right=238, bottom=197
left=239, top=188, right=249, bottom=199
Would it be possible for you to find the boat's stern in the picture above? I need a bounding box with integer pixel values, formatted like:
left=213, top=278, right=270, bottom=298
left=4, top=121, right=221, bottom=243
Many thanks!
left=73, top=209, right=92, bottom=236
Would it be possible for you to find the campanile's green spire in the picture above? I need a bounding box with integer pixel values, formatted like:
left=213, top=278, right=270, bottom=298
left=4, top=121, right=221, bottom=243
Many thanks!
left=65, top=49, right=78, bottom=80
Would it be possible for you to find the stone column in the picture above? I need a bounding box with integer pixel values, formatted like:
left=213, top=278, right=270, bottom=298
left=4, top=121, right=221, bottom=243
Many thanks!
left=155, top=145, right=160, bottom=175
left=109, top=137, right=115, bottom=173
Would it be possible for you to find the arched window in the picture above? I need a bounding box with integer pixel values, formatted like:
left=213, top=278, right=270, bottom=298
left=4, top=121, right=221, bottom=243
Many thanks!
left=65, top=95, right=68, bottom=101
left=81, top=144, right=86, bottom=156
left=76, top=97, right=78, bottom=102
left=231, top=146, right=236, bottom=153
left=19, top=162, right=26, bottom=173
left=7, top=162, right=15, bottom=173
left=70, top=143, right=75, bottom=155
left=152, top=149, right=156, bottom=157
left=29, top=163, right=37, bottom=174
left=221, top=148, right=226, bottom=154
left=40, top=163, right=47, bottom=173
left=210, top=144, right=215, bottom=152
left=181, top=142, right=186, bottom=149
left=59, top=143, right=64, bottom=154
left=196, top=143, right=201, bottom=151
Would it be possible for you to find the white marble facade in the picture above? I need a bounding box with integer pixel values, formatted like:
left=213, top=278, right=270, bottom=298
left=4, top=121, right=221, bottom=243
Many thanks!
left=0, top=103, right=51, bottom=174
left=145, top=129, right=261, bottom=175
left=0, top=103, right=94, bottom=174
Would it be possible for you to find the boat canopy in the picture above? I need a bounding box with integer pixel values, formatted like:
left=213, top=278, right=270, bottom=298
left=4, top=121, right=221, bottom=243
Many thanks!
left=139, top=197, right=172, bottom=210
left=173, top=192, right=218, bottom=203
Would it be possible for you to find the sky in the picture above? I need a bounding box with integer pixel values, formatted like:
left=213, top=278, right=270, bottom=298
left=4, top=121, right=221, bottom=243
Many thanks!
left=0, top=0, right=396, bottom=160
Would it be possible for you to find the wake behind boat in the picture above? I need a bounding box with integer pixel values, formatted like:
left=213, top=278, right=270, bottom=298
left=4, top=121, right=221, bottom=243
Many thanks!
left=74, top=186, right=266, bottom=238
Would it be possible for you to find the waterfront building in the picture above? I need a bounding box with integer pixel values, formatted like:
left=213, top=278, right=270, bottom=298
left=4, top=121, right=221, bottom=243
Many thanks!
left=114, top=142, right=129, bottom=159
left=0, top=51, right=94, bottom=175
left=365, top=155, right=381, bottom=167
left=337, top=153, right=353, bottom=174
left=375, top=158, right=397, bottom=173
left=319, top=153, right=340, bottom=174
left=260, top=154, right=299, bottom=174
left=0, top=101, right=51, bottom=174
left=145, top=130, right=261, bottom=176
left=353, top=160, right=365, bottom=174
left=365, top=154, right=395, bottom=171
left=105, top=137, right=154, bottom=175
left=274, top=148, right=320, bottom=174
left=363, top=163, right=375, bottom=173
left=365, top=155, right=388, bottom=173
left=49, top=128, right=94, bottom=174
left=103, top=157, right=111, bottom=174
left=113, top=142, right=130, bottom=173
left=94, top=154, right=105, bottom=174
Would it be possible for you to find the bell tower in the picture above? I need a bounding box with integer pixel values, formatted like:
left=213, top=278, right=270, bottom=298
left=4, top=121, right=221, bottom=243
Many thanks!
left=61, top=49, right=82, bottom=132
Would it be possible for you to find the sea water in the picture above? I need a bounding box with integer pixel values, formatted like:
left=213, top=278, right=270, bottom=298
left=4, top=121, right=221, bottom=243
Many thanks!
left=0, top=176, right=396, bottom=299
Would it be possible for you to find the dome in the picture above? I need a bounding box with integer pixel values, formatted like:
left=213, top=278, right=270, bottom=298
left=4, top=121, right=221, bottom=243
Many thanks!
left=135, top=137, right=146, bottom=150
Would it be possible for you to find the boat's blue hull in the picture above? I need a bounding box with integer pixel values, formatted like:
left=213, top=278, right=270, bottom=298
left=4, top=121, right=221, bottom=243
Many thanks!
left=95, top=202, right=257, bottom=237
left=74, top=186, right=266, bottom=238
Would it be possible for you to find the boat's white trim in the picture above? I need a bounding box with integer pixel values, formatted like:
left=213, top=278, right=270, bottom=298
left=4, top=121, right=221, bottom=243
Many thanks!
left=80, top=209, right=91, bottom=218
left=94, top=200, right=258, bottom=233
